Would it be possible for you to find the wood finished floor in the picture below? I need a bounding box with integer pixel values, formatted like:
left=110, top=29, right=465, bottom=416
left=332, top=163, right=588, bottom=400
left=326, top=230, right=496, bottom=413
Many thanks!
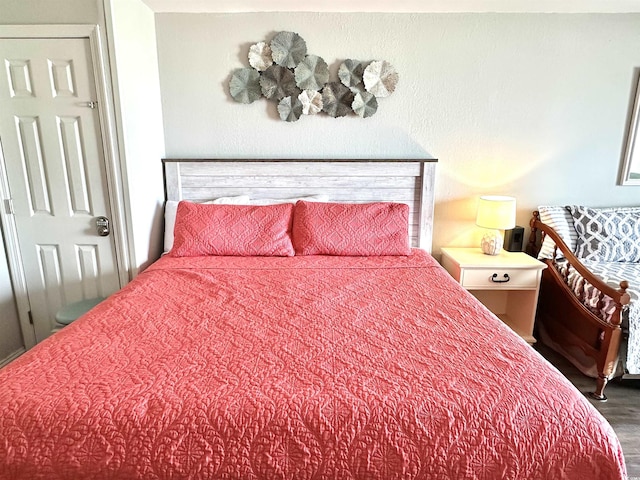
left=536, top=343, right=640, bottom=478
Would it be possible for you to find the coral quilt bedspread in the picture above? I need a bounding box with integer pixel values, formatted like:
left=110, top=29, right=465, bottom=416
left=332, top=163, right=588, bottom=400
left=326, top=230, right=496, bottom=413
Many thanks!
left=0, top=250, right=626, bottom=480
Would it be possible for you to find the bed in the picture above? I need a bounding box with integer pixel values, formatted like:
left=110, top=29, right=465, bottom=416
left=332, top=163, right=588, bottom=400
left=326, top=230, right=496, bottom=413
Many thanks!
left=0, top=160, right=627, bottom=479
left=528, top=206, right=638, bottom=401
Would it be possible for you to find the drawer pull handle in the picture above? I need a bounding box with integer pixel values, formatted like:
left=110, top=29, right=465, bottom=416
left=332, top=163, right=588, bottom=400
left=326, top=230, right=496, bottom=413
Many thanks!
left=491, top=273, right=510, bottom=283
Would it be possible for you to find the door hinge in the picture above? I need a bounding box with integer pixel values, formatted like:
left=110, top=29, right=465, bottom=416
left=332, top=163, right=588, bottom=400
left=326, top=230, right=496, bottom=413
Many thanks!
left=87, top=101, right=98, bottom=109
left=28, top=311, right=33, bottom=325
left=4, top=198, right=14, bottom=215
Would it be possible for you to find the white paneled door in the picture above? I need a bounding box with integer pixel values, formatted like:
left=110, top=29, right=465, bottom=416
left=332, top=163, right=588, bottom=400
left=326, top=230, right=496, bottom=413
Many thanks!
left=0, top=38, right=121, bottom=343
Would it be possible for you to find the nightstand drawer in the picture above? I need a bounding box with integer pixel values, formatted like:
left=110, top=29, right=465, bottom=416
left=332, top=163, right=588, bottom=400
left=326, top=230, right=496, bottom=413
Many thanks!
left=461, top=268, right=539, bottom=289
left=440, top=248, right=546, bottom=345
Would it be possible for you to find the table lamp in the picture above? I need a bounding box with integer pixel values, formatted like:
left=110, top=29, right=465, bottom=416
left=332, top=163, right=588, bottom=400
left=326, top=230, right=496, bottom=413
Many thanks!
left=475, top=195, right=516, bottom=255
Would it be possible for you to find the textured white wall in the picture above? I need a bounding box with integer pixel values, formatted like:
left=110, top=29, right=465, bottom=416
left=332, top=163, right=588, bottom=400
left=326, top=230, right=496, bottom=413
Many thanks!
left=0, top=0, right=99, bottom=24
left=107, top=0, right=166, bottom=273
left=0, top=231, right=22, bottom=362
left=156, top=12, right=640, bottom=253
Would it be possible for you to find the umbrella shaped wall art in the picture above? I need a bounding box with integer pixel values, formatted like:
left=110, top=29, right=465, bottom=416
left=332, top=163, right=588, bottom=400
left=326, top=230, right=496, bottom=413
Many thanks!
left=228, top=31, right=398, bottom=122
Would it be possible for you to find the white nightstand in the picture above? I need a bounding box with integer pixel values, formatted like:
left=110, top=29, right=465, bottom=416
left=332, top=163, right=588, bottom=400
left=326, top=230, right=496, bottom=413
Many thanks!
left=440, top=247, right=547, bottom=344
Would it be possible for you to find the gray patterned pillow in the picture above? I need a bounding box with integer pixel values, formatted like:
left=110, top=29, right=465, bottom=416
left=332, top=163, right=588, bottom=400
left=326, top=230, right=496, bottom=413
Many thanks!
left=569, top=206, right=640, bottom=262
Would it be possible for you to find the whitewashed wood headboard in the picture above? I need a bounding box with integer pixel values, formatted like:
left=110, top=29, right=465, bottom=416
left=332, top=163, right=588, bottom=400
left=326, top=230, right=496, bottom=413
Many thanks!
left=163, top=159, right=437, bottom=252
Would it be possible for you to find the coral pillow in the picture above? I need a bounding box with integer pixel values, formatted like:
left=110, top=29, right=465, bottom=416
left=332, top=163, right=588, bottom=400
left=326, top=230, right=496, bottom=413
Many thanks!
left=292, top=201, right=411, bottom=256
left=170, top=201, right=294, bottom=257
left=163, top=196, right=251, bottom=253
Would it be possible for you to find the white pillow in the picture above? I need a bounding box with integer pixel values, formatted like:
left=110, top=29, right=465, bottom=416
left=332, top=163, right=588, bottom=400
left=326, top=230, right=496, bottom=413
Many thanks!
left=163, top=196, right=250, bottom=252
left=208, top=196, right=252, bottom=204
left=249, top=194, right=329, bottom=206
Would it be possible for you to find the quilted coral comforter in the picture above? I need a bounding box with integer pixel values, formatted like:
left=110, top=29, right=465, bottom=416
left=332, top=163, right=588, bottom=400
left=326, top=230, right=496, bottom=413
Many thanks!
left=0, top=250, right=626, bottom=479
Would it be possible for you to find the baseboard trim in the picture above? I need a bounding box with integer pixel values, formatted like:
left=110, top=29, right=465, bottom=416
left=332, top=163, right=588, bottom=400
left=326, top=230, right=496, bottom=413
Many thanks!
left=0, top=347, right=26, bottom=368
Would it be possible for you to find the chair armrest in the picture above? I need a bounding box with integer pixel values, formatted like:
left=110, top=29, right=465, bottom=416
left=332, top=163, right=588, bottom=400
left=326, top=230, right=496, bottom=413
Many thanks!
left=528, top=210, right=630, bottom=326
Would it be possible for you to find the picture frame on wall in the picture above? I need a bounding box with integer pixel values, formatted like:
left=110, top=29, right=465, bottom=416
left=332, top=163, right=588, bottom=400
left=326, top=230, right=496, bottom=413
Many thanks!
left=620, top=72, right=640, bottom=185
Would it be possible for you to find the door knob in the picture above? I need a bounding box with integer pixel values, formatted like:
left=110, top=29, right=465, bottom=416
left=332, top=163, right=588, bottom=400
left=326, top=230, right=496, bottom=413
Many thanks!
left=96, top=216, right=110, bottom=236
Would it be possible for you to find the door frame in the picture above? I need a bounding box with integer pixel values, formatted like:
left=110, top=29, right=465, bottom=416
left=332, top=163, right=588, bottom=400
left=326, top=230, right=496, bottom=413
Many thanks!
left=0, top=24, right=130, bottom=349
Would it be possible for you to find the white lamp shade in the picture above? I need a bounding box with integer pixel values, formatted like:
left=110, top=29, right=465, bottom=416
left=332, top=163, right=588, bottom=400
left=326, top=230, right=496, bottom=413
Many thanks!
left=475, top=195, right=516, bottom=230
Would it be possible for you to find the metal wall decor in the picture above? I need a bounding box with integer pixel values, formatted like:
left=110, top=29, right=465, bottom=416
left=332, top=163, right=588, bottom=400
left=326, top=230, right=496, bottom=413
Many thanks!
left=363, top=60, right=399, bottom=98
left=294, top=55, right=329, bottom=91
left=260, top=65, right=298, bottom=101
left=322, top=82, right=354, bottom=118
left=352, top=91, right=378, bottom=118
left=229, top=68, right=261, bottom=104
left=299, top=89, right=323, bottom=115
left=248, top=42, right=273, bottom=71
left=277, top=96, right=303, bottom=122
left=271, top=31, right=307, bottom=68
left=229, top=31, right=398, bottom=122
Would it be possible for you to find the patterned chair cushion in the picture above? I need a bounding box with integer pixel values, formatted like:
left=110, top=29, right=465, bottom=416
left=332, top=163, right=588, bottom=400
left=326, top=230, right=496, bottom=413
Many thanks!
left=537, top=205, right=577, bottom=260
left=558, top=259, right=640, bottom=373
left=569, top=206, right=640, bottom=262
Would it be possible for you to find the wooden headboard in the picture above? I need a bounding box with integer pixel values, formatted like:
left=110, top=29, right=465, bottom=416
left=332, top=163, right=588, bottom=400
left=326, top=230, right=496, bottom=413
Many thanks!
left=163, top=159, right=437, bottom=252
